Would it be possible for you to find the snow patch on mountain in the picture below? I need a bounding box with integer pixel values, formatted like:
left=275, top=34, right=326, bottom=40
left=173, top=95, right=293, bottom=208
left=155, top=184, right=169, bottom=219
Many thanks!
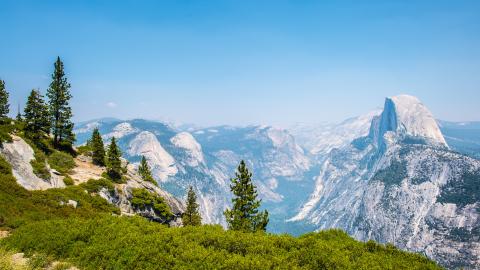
left=170, top=132, right=205, bottom=167
left=127, top=131, right=177, bottom=181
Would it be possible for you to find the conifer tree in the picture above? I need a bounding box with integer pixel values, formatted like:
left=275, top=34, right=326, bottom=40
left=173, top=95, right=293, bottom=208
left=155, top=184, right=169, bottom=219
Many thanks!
left=138, top=156, right=157, bottom=185
left=47, top=57, right=75, bottom=148
left=90, top=128, right=106, bottom=166
left=106, top=137, right=122, bottom=181
left=24, top=89, right=50, bottom=141
left=224, top=160, right=269, bottom=232
left=0, top=79, right=9, bottom=119
left=16, top=103, right=23, bottom=122
left=183, top=186, right=202, bottom=226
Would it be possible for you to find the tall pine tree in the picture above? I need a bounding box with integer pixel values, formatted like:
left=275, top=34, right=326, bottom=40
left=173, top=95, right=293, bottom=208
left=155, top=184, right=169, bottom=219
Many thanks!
left=182, top=186, right=202, bottom=226
left=224, top=160, right=269, bottom=232
left=106, top=137, right=122, bottom=182
left=90, top=128, right=106, bottom=166
left=24, top=89, right=50, bottom=141
left=0, top=79, right=9, bottom=119
left=138, top=156, right=157, bottom=186
left=47, top=57, right=75, bottom=148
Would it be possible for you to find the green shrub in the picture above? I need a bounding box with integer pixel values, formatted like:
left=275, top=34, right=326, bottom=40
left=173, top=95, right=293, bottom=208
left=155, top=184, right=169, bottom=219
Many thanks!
left=0, top=156, right=119, bottom=229
left=80, top=178, right=115, bottom=194
left=48, top=151, right=75, bottom=174
left=76, top=145, right=92, bottom=156
left=30, top=149, right=50, bottom=180
left=131, top=188, right=173, bottom=220
left=63, top=176, right=74, bottom=186
left=1, top=215, right=442, bottom=270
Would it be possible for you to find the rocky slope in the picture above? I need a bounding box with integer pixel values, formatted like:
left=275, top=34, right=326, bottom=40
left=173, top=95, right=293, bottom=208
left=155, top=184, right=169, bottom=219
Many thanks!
left=291, top=95, right=480, bottom=269
left=75, top=121, right=315, bottom=229
left=0, top=135, right=184, bottom=226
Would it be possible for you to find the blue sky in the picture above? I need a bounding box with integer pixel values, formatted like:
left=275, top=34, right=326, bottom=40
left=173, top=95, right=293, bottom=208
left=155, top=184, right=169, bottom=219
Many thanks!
left=1, top=0, right=479, bottom=126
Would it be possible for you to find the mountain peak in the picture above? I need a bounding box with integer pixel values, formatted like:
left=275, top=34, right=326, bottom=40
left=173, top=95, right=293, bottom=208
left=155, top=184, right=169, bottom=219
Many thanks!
left=373, top=94, right=448, bottom=147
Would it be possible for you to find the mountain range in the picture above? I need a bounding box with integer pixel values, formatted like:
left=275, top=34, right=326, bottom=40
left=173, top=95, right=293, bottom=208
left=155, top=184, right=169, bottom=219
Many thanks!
left=74, top=95, right=480, bottom=269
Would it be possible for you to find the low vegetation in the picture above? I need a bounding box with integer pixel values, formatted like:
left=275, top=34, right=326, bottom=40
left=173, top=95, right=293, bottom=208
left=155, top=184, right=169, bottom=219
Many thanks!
left=47, top=151, right=75, bottom=174
left=1, top=215, right=442, bottom=270
left=0, top=156, right=119, bottom=229
left=131, top=188, right=173, bottom=221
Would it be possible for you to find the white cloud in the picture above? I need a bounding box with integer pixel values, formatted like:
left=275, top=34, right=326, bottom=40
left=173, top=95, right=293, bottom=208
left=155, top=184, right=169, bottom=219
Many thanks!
left=106, top=102, right=117, bottom=108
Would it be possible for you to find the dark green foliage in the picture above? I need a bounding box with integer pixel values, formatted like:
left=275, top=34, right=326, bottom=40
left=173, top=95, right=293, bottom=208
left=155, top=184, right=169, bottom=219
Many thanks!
left=371, top=159, right=408, bottom=187
left=0, top=122, right=13, bottom=145
left=0, top=156, right=119, bottom=230
left=30, top=146, right=51, bottom=180
left=138, top=156, right=156, bottom=185
left=131, top=188, right=173, bottom=221
left=76, top=144, right=92, bottom=156
left=2, top=215, right=442, bottom=270
left=63, top=176, right=74, bottom=186
left=48, top=151, right=75, bottom=174
left=47, top=57, right=75, bottom=149
left=0, top=79, right=9, bottom=118
left=224, top=160, right=269, bottom=232
left=106, top=137, right=122, bottom=182
left=24, top=89, right=51, bottom=141
left=183, top=186, right=202, bottom=226
left=438, top=170, right=480, bottom=208
left=80, top=178, right=115, bottom=195
left=90, top=128, right=105, bottom=166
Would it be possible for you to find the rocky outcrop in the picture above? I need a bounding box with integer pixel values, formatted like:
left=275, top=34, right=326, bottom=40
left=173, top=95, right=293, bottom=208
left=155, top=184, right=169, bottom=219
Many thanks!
left=0, top=134, right=184, bottom=226
left=0, top=135, right=65, bottom=190
left=292, top=95, right=480, bottom=269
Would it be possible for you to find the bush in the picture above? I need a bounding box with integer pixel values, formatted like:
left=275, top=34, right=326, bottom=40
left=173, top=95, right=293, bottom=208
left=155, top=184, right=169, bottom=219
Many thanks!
left=48, top=151, right=75, bottom=174
left=30, top=149, right=50, bottom=180
left=80, top=178, right=115, bottom=194
left=63, top=176, right=74, bottom=186
left=1, top=215, right=442, bottom=270
left=0, top=156, right=119, bottom=229
left=131, top=188, right=173, bottom=220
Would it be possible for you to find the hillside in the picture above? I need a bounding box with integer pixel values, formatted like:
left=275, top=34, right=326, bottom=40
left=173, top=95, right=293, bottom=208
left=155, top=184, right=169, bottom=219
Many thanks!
left=0, top=122, right=443, bottom=269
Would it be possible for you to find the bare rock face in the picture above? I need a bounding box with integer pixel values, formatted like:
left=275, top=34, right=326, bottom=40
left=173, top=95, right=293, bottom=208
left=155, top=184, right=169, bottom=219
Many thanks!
left=292, top=95, right=480, bottom=269
left=0, top=135, right=65, bottom=190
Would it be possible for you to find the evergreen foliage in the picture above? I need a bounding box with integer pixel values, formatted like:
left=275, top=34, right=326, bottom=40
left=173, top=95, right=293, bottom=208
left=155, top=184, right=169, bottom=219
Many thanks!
left=131, top=188, right=173, bottom=222
left=48, top=151, right=75, bottom=174
left=106, top=137, right=122, bottom=182
left=224, top=160, right=269, bottom=232
left=182, top=186, right=202, bottom=226
left=23, top=89, right=50, bottom=141
left=138, top=156, right=156, bottom=185
left=0, top=79, right=9, bottom=119
left=46, top=57, right=75, bottom=149
left=90, top=128, right=106, bottom=166
left=2, top=215, right=443, bottom=270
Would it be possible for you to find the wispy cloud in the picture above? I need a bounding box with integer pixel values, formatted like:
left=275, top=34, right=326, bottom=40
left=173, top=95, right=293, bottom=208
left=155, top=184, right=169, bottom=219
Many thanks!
left=106, top=102, right=117, bottom=108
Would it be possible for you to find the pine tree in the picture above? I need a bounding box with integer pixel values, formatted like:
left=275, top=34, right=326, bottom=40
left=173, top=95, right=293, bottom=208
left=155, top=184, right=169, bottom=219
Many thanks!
left=16, top=103, right=23, bottom=122
left=106, top=137, right=122, bottom=181
left=224, top=160, right=269, bottom=232
left=90, top=128, right=106, bottom=166
left=24, top=89, right=50, bottom=141
left=47, top=57, right=75, bottom=148
left=0, top=79, right=9, bottom=119
left=183, top=186, right=202, bottom=226
left=138, top=156, right=157, bottom=186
